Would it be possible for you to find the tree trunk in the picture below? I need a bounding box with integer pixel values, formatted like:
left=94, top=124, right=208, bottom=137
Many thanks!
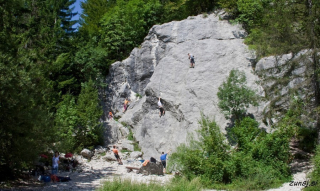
left=307, top=0, right=320, bottom=144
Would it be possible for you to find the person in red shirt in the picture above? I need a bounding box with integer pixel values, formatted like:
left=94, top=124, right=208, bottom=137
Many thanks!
left=112, top=145, right=122, bottom=164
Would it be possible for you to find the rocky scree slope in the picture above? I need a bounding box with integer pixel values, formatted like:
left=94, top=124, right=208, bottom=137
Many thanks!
left=102, top=13, right=265, bottom=159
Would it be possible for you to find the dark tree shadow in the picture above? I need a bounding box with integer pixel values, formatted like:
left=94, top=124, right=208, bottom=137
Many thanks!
left=225, top=113, right=264, bottom=146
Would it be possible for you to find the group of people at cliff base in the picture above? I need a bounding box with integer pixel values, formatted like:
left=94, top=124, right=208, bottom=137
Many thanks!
left=35, top=151, right=72, bottom=183
left=112, top=145, right=170, bottom=174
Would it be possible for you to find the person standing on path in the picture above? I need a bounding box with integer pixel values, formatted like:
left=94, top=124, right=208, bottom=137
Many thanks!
left=52, top=151, right=60, bottom=175
left=112, top=145, right=122, bottom=164
left=160, top=150, right=170, bottom=174
left=188, top=53, right=195, bottom=68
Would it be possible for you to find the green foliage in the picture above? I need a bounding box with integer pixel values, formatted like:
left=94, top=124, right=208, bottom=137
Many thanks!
left=55, top=95, right=79, bottom=152
left=133, top=142, right=141, bottom=151
left=80, top=0, right=116, bottom=36
left=305, top=146, right=320, bottom=191
left=169, top=115, right=291, bottom=189
left=54, top=79, right=103, bottom=153
left=127, top=128, right=134, bottom=141
left=0, top=0, right=76, bottom=180
left=217, top=69, right=258, bottom=121
left=161, top=0, right=217, bottom=22
left=135, top=93, right=142, bottom=98
left=98, top=177, right=203, bottom=191
left=99, top=0, right=163, bottom=65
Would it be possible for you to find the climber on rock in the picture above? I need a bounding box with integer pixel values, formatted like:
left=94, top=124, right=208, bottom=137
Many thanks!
left=123, top=98, right=130, bottom=113
left=188, top=53, right=195, bottom=68
left=108, top=111, right=113, bottom=120
left=158, top=97, right=165, bottom=118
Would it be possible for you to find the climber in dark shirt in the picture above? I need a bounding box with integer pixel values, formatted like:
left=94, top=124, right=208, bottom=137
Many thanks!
left=188, top=53, right=195, bottom=68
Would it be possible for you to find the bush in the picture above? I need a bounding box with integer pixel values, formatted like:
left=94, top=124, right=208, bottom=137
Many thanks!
left=169, top=114, right=292, bottom=189
left=305, top=146, right=320, bottom=191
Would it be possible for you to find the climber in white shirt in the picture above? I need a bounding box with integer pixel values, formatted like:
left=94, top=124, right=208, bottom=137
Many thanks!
left=158, top=97, right=165, bottom=117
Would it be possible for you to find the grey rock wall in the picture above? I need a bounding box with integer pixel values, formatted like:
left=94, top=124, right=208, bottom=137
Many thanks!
left=102, top=13, right=265, bottom=159
left=255, top=49, right=314, bottom=125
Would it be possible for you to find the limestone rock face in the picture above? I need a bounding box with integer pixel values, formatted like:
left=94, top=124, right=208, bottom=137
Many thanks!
left=130, top=151, right=143, bottom=159
left=103, top=13, right=264, bottom=159
left=121, top=140, right=134, bottom=151
left=255, top=50, right=313, bottom=125
left=103, top=120, right=129, bottom=146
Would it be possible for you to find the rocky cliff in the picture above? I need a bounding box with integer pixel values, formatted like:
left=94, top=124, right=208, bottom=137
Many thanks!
left=102, top=13, right=265, bottom=159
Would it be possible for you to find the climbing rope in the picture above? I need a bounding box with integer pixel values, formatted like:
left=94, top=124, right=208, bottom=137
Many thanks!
left=159, top=61, right=164, bottom=96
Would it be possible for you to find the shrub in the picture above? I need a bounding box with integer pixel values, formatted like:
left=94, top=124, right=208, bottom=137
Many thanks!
left=169, top=114, right=292, bottom=189
left=305, top=146, right=320, bottom=191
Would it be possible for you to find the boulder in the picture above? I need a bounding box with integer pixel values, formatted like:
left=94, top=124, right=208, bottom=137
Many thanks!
left=121, top=140, right=134, bottom=151
left=102, top=13, right=265, bottom=159
left=94, top=145, right=107, bottom=155
left=80, top=149, right=93, bottom=159
left=138, top=161, right=163, bottom=175
left=130, top=151, right=143, bottom=159
left=102, top=152, right=117, bottom=161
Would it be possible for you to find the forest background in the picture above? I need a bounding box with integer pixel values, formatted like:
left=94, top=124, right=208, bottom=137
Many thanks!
left=1, top=0, right=320, bottom=189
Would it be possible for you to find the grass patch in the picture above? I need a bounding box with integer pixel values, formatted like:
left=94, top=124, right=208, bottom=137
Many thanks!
left=98, top=177, right=202, bottom=191
left=121, top=149, right=131, bottom=153
left=305, top=146, right=320, bottom=191
left=202, top=12, right=208, bottom=18
left=135, top=93, right=142, bottom=98
left=126, top=127, right=141, bottom=151
left=127, top=128, right=134, bottom=141
left=120, top=121, right=128, bottom=127
left=100, top=152, right=106, bottom=156
left=133, top=142, right=141, bottom=151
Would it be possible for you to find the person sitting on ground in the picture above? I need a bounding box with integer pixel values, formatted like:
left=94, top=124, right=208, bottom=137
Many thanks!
left=160, top=150, right=170, bottom=174
left=188, top=53, right=195, bottom=68
left=112, top=145, right=122, bottom=164
left=52, top=151, right=60, bottom=175
left=123, top=98, right=130, bottom=113
left=108, top=111, right=113, bottom=120
left=158, top=97, right=165, bottom=118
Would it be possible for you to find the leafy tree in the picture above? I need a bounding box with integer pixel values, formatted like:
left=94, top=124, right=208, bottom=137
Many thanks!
left=169, top=114, right=230, bottom=182
left=54, top=79, right=103, bottom=152
left=99, top=0, right=163, bottom=64
left=217, top=69, right=258, bottom=121
left=80, top=0, right=116, bottom=36
left=76, top=79, right=103, bottom=150
left=161, top=0, right=217, bottom=22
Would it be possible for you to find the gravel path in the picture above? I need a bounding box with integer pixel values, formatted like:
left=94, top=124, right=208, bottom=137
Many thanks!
left=10, top=157, right=173, bottom=191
